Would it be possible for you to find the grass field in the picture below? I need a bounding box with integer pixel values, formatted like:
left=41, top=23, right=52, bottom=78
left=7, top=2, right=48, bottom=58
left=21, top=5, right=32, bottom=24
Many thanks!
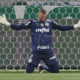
left=0, top=70, right=80, bottom=80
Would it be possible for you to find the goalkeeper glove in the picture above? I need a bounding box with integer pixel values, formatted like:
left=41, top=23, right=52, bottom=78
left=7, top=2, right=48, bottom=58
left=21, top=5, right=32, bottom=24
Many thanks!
left=0, top=14, right=10, bottom=26
left=74, top=20, right=80, bottom=28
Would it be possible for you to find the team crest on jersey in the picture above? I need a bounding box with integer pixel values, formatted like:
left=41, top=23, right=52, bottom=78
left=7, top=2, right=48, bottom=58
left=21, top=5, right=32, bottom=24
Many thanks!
left=41, top=23, right=44, bottom=27
left=45, top=22, right=49, bottom=26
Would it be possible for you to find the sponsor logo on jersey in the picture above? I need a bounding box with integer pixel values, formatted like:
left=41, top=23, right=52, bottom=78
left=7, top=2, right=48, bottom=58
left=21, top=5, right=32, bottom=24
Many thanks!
left=36, top=28, right=49, bottom=33
left=45, top=22, right=49, bottom=26
left=37, top=46, right=50, bottom=49
left=41, top=23, right=44, bottom=27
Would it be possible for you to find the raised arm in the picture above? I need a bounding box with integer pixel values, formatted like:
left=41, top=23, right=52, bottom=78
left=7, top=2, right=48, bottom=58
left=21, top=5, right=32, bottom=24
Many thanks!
left=10, top=20, right=31, bottom=30
left=52, top=21, right=80, bottom=31
left=0, top=14, right=32, bottom=30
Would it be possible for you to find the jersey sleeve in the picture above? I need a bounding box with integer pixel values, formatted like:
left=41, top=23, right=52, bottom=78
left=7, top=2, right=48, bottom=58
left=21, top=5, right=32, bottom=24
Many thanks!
left=52, top=21, right=74, bottom=31
left=10, top=20, right=32, bottom=30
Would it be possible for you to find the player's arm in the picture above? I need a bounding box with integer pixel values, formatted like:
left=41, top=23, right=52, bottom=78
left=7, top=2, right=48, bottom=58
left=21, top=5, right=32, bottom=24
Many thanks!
left=52, top=21, right=80, bottom=31
left=0, top=14, right=32, bottom=30
left=10, top=20, right=31, bottom=30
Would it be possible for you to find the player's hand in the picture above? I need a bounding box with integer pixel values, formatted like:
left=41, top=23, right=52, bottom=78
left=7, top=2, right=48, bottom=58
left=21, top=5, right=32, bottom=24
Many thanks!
left=0, top=14, right=10, bottom=26
left=74, top=20, right=80, bottom=28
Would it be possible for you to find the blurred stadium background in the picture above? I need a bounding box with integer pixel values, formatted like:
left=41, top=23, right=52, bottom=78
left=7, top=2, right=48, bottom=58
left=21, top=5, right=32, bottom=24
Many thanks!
left=0, top=0, right=80, bottom=71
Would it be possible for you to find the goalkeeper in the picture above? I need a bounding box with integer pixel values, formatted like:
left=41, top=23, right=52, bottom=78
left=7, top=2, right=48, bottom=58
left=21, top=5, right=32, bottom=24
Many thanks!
left=0, top=9, right=80, bottom=73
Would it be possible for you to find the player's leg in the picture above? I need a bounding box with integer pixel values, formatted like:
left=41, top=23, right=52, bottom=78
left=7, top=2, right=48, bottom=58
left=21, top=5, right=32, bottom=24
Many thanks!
left=43, top=50, right=59, bottom=73
left=26, top=51, right=40, bottom=73
left=38, top=59, right=59, bottom=73
left=26, top=63, right=36, bottom=73
left=46, top=59, right=59, bottom=73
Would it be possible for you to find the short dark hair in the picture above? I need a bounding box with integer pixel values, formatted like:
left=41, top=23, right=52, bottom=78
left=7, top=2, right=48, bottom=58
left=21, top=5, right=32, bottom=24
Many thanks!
left=39, top=8, right=47, bottom=14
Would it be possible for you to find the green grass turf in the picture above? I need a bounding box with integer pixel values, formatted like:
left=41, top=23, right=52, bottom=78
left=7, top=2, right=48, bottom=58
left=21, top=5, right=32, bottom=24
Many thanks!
left=0, top=71, right=80, bottom=80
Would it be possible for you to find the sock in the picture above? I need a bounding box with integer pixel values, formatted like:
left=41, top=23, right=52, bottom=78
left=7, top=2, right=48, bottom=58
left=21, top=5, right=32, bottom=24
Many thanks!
left=40, top=65, right=48, bottom=70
